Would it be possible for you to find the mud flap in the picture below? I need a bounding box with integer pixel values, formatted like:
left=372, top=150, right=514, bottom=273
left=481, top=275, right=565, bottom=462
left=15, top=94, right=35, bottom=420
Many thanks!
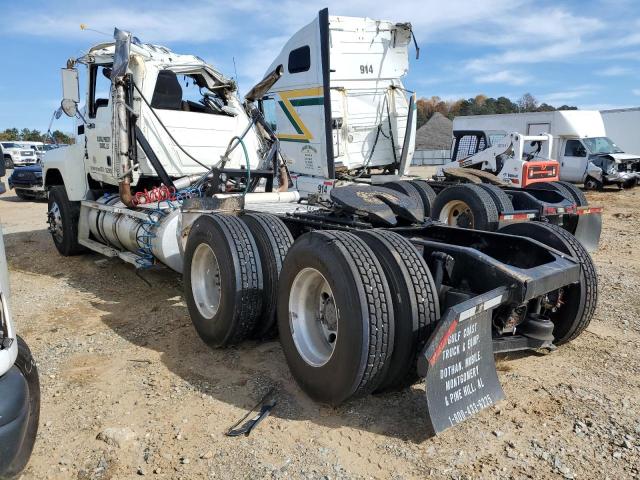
left=417, top=288, right=506, bottom=434
left=573, top=208, right=602, bottom=253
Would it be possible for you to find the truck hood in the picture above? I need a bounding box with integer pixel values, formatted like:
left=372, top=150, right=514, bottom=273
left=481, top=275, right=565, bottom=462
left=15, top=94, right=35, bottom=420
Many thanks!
left=590, top=153, right=640, bottom=164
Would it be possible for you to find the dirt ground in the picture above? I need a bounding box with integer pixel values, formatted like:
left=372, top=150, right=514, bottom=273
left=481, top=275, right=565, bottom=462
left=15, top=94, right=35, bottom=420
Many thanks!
left=1, top=172, right=639, bottom=480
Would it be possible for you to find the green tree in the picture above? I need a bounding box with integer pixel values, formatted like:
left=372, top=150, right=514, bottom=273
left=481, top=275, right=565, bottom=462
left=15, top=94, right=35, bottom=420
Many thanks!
left=50, top=130, right=74, bottom=144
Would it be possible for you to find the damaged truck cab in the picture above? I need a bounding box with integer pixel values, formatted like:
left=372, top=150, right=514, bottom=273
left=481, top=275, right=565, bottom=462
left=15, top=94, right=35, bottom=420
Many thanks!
left=44, top=37, right=266, bottom=203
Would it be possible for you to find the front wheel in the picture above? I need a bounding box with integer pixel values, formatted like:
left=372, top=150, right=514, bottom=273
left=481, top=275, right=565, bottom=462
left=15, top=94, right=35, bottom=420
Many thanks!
left=14, top=190, right=33, bottom=201
left=584, top=176, right=602, bottom=191
left=47, top=186, right=84, bottom=256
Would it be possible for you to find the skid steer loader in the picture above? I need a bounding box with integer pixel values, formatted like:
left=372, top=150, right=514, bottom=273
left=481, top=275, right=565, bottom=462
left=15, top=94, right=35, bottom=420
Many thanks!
left=42, top=10, right=598, bottom=434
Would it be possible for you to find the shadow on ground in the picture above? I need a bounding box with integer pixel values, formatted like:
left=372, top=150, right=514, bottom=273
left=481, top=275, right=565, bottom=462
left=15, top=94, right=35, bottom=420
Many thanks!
left=5, top=228, right=436, bottom=442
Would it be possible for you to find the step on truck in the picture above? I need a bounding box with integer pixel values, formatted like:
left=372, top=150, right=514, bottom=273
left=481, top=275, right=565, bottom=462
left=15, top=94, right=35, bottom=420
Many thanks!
left=43, top=10, right=598, bottom=434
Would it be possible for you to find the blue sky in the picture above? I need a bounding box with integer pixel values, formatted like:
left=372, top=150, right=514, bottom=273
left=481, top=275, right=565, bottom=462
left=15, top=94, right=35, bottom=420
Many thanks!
left=1, top=0, right=639, bottom=133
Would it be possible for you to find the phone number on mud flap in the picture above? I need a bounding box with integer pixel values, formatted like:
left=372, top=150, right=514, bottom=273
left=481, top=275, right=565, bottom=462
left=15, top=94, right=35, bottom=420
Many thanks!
left=448, top=394, right=495, bottom=427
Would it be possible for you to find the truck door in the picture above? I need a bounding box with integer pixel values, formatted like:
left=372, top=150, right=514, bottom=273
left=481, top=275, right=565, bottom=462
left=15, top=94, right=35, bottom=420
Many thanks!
left=85, top=64, right=115, bottom=182
left=560, top=139, right=588, bottom=182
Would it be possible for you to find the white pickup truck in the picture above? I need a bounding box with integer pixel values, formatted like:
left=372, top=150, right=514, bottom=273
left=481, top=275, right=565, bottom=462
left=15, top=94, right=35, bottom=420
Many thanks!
left=1, top=142, right=38, bottom=169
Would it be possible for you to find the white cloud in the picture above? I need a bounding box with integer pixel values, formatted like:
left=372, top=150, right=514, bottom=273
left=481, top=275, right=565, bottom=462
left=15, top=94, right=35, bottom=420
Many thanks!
left=538, top=85, right=598, bottom=104
left=597, top=66, right=632, bottom=77
left=474, top=70, right=530, bottom=86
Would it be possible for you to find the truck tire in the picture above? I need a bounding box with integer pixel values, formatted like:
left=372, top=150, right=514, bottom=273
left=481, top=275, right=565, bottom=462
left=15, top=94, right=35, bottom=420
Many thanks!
left=240, top=212, right=294, bottom=339
left=553, top=181, right=588, bottom=206
left=383, top=181, right=424, bottom=213
left=476, top=183, right=514, bottom=214
left=183, top=214, right=263, bottom=347
left=47, top=185, right=85, bottom=256
left=355, top=230, right=439, bottom=392
left=4, top=156, right=13, bottom=169
left=15, top=190, right=31, bottom=201
left=2, top=336, right=41, bottom=479
left=498, top=222, right=597, bottom=345
left=527, top=181, right=577, bottom=204
left=584, top=176, right=603, bottom=191
left=277, top=230, right=394, bottom=405
left=408, top=180, right=437, bottom=216
left=431, top=184, right=499, bottom=231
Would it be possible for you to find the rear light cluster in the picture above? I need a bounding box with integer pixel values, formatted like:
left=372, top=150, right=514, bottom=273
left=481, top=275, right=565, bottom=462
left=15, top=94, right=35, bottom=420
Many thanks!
left=528, top=166, right=556, bottom=178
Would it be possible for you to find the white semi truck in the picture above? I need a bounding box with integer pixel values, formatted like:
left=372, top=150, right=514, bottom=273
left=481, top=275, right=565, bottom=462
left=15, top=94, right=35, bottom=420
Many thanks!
left=42, top=10, right=598, bottom=434
left=453, top=110, right=640, bottom=190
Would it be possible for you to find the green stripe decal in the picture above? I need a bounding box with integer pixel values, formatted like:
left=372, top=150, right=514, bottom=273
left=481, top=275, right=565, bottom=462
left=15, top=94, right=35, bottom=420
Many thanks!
left=278, top=137, right=310, bottom=143
left=290, top=97, right=324, bottom=107
left=278, top=100, right=304, bottom=134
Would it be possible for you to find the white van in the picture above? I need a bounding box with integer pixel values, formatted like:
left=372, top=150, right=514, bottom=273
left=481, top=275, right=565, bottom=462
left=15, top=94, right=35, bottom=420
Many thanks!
left=453, top=111, right=640, bottom=189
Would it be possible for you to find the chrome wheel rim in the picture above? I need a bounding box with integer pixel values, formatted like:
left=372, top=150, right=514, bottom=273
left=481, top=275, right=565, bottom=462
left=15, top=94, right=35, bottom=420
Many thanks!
left=439, top=200, right=474, bottom=228
left=48, top=201, right=64, bottom=243
left=191, top=243, right=222, bottom=319
left=289, top=268, right=338, bottom=367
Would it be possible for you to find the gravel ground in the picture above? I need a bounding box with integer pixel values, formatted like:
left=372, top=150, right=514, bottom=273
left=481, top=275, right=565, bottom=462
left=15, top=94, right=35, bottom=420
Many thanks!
left=1, top=174, right=639, bottom=480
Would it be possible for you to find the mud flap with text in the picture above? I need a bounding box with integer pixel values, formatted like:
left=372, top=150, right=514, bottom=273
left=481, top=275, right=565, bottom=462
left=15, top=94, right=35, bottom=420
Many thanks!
left=417, top=288, right=506, bottom=434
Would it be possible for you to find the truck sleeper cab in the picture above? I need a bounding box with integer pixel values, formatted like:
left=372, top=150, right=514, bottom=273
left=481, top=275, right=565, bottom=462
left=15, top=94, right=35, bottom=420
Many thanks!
left=260, top=11, right=417, bottom=196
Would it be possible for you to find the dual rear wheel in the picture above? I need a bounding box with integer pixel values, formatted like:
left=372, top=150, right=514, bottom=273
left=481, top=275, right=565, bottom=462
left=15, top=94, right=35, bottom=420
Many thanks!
left=182, top=214, right=441, bottom=405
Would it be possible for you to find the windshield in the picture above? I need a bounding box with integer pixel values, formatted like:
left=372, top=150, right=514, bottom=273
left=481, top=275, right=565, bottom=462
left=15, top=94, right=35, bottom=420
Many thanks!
left=1, top=143, right=18, bottom=148
left=583, top=137, right=624, bottom=155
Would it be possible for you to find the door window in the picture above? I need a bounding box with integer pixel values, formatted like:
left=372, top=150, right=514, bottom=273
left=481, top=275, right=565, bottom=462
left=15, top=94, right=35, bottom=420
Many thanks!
left=259, top=97, right=278, bottom=132
left=564, top=140, right=586, bottom=157
left=88, top=64, right=113, bottom=118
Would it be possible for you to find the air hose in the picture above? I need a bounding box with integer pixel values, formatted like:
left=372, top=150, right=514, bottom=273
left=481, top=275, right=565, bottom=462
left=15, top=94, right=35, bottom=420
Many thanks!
left=227, top=135, right=251, bottom=194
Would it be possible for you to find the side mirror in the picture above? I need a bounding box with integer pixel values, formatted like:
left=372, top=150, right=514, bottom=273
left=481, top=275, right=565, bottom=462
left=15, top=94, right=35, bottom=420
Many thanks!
left=61, top=68, right=80, bottom=117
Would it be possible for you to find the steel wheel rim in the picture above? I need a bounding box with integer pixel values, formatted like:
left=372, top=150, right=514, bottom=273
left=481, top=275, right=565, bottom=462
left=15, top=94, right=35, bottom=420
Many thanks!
left=439, top=200, right=474, bottom=228
left=289, top=267, right=338, bottom=367
left=191, top=243, right=222, bottom=319
left=48, top=201, right=64, bottom=243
